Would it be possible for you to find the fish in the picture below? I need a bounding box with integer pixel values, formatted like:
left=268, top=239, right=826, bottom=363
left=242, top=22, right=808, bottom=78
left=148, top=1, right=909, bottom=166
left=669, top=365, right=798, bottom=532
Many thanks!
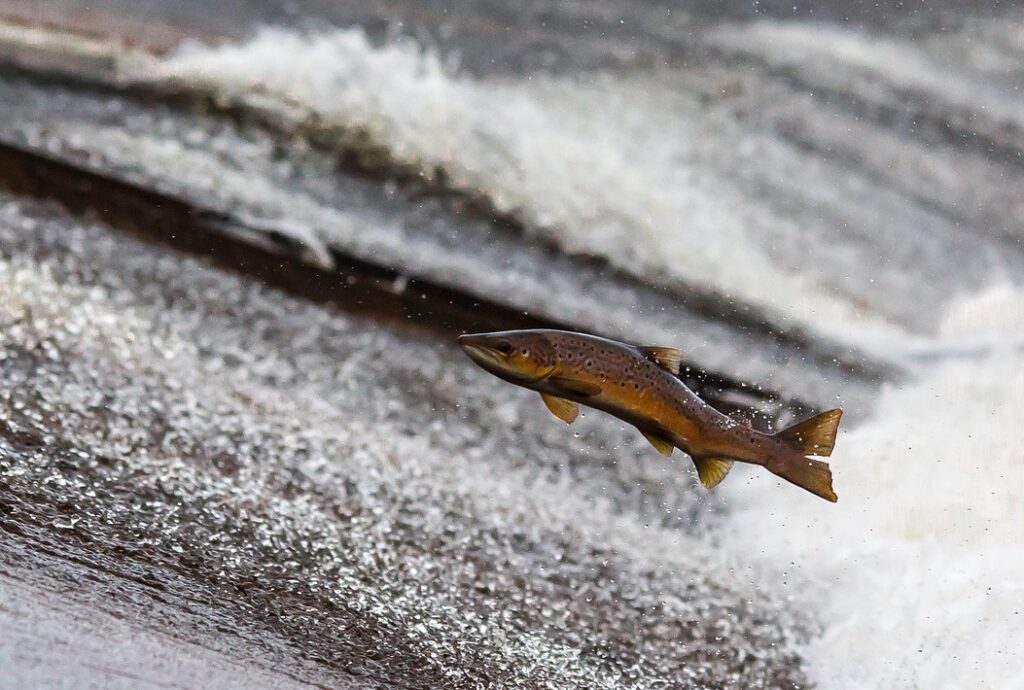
left=458, top=329, right=843, bottom=502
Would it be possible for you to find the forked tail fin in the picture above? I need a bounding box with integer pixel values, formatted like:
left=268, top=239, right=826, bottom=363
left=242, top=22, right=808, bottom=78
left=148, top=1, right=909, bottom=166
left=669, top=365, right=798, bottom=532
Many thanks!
left=768, top=456, right=838, bottom=502
left=770, top=409, right=843, bottom=501
left=775, top=409, right=843, bottom=457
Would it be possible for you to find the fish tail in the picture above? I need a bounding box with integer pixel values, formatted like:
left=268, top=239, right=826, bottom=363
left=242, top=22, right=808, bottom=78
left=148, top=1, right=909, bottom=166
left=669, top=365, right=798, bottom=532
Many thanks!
left=774, top=408, right=843, bottom=456
left=767, top=455, right=837, bottom=502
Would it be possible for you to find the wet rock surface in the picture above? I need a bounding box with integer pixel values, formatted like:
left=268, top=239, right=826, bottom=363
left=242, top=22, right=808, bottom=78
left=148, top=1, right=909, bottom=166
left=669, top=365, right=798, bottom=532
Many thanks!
left=0, top=197, right=812, bottom=688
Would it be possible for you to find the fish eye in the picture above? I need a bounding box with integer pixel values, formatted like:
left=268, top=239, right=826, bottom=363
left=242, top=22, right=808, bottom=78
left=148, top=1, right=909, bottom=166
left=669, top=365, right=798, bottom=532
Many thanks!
left=497, top=341, right=513, bottom=353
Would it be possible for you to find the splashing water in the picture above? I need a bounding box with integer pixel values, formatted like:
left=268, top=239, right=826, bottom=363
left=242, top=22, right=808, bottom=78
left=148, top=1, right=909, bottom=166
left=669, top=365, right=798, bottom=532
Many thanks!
left=47, top=16, right=1024, bottom=686
left=153, top=27, right=911, bottom=344
left=726, top=285, right=1024, bottom=689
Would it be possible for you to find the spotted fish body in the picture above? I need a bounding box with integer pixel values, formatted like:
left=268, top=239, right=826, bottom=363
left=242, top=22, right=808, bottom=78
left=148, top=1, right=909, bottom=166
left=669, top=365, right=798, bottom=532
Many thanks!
left=458, top=329, right=843, bottom=502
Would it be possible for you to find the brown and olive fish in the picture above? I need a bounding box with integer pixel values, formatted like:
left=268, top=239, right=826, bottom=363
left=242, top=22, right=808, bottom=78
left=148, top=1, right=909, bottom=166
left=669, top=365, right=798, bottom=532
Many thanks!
left=458, top=329, right=843, bottom=502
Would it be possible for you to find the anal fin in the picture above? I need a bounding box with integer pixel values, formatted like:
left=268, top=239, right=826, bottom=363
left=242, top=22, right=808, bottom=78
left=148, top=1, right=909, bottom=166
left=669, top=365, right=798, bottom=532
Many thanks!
left=693, top=457, right=734, bottom=488
left=541, top=393, right=579, bottom=424
left=640, top=431, right=674, bottom=457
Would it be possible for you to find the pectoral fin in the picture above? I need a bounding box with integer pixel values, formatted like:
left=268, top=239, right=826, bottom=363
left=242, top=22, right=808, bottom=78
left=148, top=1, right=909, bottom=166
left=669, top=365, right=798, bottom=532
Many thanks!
left=638, top=346, right=682, bottom=374
left=541, top=393, right=579, bottom=424
left=549, top=377, right=602, bottom=397
left=692, top=456, right=735, bottom=489
left=640, top=431, right=674, bottom=457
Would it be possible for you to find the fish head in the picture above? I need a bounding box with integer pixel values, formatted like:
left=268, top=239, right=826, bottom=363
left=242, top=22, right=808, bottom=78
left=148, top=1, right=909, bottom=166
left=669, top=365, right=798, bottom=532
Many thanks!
left=457, top=330, right=558, bottom=384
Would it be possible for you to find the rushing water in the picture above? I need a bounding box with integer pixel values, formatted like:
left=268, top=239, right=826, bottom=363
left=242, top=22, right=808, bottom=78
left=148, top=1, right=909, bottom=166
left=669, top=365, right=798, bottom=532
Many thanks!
left=149, top=18, right=1024, bottom=345
left=728, top=285, right=1024, bottom=689
left=143, top=13, right=1024, bottom=689
left=1, top=2, right=1023, bottom=687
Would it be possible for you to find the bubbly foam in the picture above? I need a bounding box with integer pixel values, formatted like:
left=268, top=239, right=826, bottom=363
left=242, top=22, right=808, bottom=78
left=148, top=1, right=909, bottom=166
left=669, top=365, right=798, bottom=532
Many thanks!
left=725, top=285, right=1024, bottom=689
left=709, top=18, right=1024, bottom=126
left=154, top=28, right=909, bottom=344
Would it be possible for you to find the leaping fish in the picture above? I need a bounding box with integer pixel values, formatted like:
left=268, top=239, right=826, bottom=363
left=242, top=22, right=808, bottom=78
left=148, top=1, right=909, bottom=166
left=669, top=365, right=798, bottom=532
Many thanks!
left=458, top=329, right=843, bottom=502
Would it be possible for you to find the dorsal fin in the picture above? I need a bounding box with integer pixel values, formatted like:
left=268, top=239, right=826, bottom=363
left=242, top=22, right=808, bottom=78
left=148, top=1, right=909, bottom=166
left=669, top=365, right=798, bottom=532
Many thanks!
left=638, top=346, right=681, bottom=374
left=692, top=457, right=735, bottom=488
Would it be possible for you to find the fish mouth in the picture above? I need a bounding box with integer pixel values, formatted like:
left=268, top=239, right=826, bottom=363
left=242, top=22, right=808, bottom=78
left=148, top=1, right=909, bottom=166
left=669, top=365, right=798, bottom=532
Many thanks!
left=457, top=335, right=505, bottom=368
left=457, top=333, right=552, bottom=383
left=460, top=343, right=502, bottom=365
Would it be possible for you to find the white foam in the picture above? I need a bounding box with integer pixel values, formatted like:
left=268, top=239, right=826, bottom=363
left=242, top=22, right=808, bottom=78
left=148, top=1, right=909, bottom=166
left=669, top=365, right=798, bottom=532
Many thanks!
left=151, top=28, right=908, bottom=344
left=940, top=283, right=1024, bottom=340
left=725, top=286, right=1024, bottom=689
left=709, top=18, right=1024, bottom=126
left=888, top=284, right=1024, bottom=365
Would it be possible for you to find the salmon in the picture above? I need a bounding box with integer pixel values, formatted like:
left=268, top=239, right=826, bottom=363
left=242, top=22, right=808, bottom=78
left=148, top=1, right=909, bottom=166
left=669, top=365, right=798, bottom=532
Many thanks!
left=458, top=329, right=843, bottom=502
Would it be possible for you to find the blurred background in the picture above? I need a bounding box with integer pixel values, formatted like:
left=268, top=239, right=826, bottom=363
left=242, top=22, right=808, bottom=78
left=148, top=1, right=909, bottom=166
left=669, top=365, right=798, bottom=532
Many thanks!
left=0, top=2, right=1021, bottom=688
